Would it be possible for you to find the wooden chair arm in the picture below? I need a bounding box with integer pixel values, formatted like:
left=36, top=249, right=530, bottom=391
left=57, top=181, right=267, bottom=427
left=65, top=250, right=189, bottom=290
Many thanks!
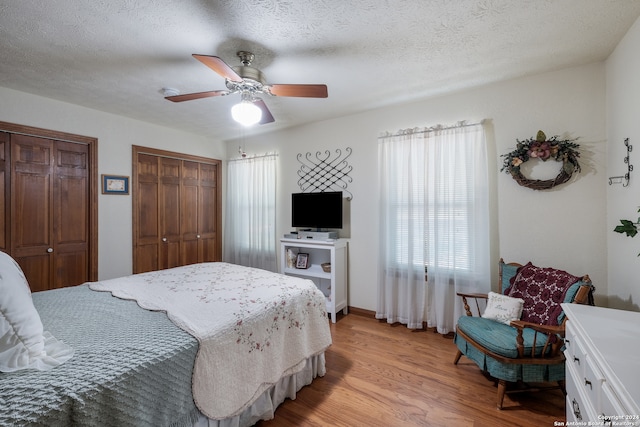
left=509, top=320, right=565, bottom=337
left=456, top=292, right=488, bottom=317
left=510, top=320, right=565, bottom=358
left=456, top=292, right=488, bottom=299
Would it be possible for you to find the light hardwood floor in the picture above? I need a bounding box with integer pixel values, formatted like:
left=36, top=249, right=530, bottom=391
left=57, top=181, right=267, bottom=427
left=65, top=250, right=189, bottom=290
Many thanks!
left=257, top=310, right=565, bottom=427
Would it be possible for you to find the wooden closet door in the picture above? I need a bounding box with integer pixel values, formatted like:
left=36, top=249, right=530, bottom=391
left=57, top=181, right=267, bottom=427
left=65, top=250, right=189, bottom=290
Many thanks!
left=52, top=140, right=90, bottom=289
left=180, top=160, right=219, bottom=264
left=10, top=135, right=90, bottom=291
left=132, top=146, right=221, bottom=274
left=134, top=153, right=160, bottom=273
left=198, top=162, right=219, bottom=263
left=181, top=160, right=200, bottom=265
left=133, top=154, right=195, bottom=271
left=11, top=135, right=54, bottom=291
left=159, top=157, right=181, bottom=269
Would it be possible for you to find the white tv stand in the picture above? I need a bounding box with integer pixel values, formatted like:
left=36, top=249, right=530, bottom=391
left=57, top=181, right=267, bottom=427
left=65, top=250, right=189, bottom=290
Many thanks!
left=280, top=238, right=348, bottom=323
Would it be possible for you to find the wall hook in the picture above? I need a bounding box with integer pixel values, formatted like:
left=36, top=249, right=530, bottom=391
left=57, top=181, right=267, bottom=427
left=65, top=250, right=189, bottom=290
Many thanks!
left=609, top=138, right=632, bottom=186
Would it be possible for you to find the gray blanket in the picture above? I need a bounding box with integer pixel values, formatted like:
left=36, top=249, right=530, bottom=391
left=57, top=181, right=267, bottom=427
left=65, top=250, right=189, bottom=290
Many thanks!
left=0, top=284, right=199, bottom=427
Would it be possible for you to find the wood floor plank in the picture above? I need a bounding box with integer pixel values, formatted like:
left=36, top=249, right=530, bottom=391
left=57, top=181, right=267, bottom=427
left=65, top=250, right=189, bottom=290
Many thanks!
left=257, top=312, right=565, bottom=426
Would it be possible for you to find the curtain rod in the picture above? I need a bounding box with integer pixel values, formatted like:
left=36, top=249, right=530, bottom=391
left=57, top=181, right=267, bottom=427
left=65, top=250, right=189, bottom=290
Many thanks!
left=227, top=152, right=278, bottom=162
left=378, top=120, right=485, bottom=139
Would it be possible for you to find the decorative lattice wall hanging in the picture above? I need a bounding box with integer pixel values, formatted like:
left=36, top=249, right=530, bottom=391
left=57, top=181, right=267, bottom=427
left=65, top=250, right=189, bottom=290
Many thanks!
left=296, top=147, right=353, bottom=199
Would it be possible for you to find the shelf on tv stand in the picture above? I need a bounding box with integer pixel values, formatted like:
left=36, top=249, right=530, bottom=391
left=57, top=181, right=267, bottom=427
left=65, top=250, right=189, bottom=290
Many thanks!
left=280, top=238, right=348, bottom=323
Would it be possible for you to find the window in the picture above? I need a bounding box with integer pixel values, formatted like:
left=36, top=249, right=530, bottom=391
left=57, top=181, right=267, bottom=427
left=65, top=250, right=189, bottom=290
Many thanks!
left=223, top=154, right=277, bottom=272
left=377, top=122, right=490, bottom=332
left=381, top=125, right=484, bottom=273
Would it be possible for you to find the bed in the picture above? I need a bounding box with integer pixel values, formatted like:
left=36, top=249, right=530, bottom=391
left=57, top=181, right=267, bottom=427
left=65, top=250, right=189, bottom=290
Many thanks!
left=0, top=253, right=332, bottom=427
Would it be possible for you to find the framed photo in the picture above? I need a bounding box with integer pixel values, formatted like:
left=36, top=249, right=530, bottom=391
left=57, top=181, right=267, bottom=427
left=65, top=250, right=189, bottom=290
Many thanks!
left=102, top=174, right=129, bottom=195
left=295, top=253, right=309, bottom=269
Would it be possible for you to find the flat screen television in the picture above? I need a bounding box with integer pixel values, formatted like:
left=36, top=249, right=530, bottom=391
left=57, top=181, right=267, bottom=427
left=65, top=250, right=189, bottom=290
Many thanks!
left=292, top=191, right=343, bottom=230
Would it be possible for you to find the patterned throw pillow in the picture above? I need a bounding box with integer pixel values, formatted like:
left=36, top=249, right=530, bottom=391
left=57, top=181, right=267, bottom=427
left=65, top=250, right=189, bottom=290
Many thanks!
left=505, top=262, right=581, bottom=326
left=482, top=292, right=524, bottom=325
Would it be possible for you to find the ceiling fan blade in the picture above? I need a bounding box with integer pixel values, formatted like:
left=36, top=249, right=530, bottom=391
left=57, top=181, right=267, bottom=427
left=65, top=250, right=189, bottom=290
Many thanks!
left=165, top=90, right=229, bottom=102
left=193, top=54, right=243, bottom=82
left=268, top=84, right=328, bottom=98
left=254, top=99, right=275, bottom=124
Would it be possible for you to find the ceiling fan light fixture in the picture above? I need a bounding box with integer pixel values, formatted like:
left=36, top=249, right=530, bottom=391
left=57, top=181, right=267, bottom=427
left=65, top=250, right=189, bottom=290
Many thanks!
left=231, top=99, right=262, bottom=126
left=167, top=52, right=326, bottom=127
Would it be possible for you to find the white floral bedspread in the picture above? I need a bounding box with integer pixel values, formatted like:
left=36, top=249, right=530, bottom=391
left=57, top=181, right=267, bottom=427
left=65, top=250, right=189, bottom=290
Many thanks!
left=89, top=262, right=332, bottom=420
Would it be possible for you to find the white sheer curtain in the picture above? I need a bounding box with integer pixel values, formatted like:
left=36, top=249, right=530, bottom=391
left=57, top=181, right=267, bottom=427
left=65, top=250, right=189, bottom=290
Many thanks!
left=223, top=154, right=277, bottom=272
left=376, top=122, right=490, bottom=333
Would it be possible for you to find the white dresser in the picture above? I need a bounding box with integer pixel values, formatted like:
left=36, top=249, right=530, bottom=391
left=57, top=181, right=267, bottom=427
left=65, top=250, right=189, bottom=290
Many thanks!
left=562, top=303, right=640, bottom=425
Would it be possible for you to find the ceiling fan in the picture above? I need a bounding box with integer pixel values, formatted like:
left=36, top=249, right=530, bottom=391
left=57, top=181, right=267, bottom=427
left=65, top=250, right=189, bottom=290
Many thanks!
left=165, top=51, right=328, bottom=126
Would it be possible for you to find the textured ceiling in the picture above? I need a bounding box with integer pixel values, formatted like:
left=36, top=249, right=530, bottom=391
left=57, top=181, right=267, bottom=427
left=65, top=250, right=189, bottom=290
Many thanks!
left=1, top=1, right=639, bottom=142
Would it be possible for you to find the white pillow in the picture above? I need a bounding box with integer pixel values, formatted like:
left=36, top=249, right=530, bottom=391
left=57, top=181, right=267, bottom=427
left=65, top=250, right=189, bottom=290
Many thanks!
left=0, top=251, right=74, bottom=372
left=481, top=291, right=524, bottom=325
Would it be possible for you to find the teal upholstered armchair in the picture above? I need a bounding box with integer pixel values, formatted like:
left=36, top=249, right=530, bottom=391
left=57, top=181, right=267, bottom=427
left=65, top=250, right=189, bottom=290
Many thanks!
left=453, top=259, right=594, bottom=409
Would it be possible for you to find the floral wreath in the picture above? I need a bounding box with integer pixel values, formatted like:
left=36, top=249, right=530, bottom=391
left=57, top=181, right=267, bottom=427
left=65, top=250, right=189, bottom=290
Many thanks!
left=500, top=130, right=581, bottom=190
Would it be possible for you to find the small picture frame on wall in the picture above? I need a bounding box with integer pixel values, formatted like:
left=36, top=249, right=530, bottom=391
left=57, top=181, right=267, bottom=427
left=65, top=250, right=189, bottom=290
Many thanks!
left=296, top=253, right=309, bottom=269
left=102, top=174, right=129, bottom=195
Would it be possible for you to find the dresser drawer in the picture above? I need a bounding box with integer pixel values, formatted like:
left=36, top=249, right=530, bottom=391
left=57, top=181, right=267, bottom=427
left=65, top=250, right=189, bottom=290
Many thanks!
left=601, top=382, right=625, bottom=426
left=566, top=357, right=597, bottom=423
left=566, top=322, right=587, bottom=377
left=564, top=320, right=577, bottom=358
left=601, top=382, right=640, bottom=427
left=581, top=356, right=605, bottom=411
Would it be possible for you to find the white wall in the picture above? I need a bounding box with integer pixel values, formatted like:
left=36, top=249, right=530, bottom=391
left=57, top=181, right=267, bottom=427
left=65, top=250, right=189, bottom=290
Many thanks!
left=0, top=87, right=227, bottom=281
left=606, top=16, right=640, bottom=311
left=0, top=58, right=616, bottom=312
left=229, top=63, right=608, bottom=311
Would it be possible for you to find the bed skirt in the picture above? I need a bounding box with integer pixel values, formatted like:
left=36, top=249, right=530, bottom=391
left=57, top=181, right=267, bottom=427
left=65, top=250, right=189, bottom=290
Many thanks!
left=193, top=352, right=326, bottom=427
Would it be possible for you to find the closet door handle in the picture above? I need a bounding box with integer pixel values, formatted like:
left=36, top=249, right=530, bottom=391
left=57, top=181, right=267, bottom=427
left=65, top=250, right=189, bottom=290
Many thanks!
left=162, top=237, right=167, bottom=242
left=47, top=248, right=54, bottom=253
left=197, top=235, right=201, bottom=239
